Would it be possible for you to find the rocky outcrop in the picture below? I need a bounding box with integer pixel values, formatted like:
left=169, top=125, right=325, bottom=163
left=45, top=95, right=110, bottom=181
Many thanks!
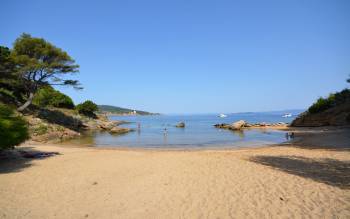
left=110, top=126, right=131, bottom=134
left=36, top=108, right=84, bottom=131
left=231, top=120, right=246, bottom=130
left=248, top=122, right=287, bottom=127
left=97, top=120, right=131, bottom=134
left=27, top=116, right=80, bottom=143
left=214, top=120, right=246, bottom=130
left=214, top=123, right=231, bottom=129
left=176, top=122, right=185, bottom=128
left=214, top=120, right=288, bottom=130
left=291, top=102, right=350, bottom=127
left=26, top=108, right=132, bottom=143
left=98, top=121, right=116, bottom=130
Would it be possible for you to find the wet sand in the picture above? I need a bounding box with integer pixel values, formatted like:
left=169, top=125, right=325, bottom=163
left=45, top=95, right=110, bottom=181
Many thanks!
left=0, top=128, right=349, bottom=218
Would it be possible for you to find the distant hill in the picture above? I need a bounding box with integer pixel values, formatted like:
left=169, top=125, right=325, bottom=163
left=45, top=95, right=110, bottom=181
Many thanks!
left=98, top=105, right=157, bottom=115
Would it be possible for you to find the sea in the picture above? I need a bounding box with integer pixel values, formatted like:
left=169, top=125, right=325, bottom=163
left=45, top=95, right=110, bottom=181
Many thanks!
left=63, top=110, right=303, bottom=149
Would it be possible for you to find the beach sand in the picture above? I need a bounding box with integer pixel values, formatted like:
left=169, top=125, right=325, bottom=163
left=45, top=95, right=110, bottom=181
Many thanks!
left=0, top=128, right=349, bottom=218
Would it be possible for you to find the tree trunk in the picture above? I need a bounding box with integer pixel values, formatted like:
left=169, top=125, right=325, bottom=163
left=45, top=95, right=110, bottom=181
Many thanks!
left=17, top=92, right=34, bottom=112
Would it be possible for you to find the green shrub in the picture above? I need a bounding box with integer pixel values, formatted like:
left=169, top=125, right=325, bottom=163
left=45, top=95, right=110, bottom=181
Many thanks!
left=0, top=104, right=29, bottom=150
left=308, top=89, right=350, bottom=114
left=334, top=89, right=350, bottom=105
left=33, top=86, right=75, bottom=109
left=308, top=96, right=334, bottom=114
left=33, top=124, right=49, bottom=135
left=76, top=100, right=98, bottom=118
left=0, top=88, right=17, bottom=103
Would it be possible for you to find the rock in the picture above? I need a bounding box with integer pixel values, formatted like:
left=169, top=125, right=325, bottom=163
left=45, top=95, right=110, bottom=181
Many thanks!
left=113, top=120, right=131, bottom=126
left=28, top=117, right=42, bottom=126
left=60, top=129, right=81, bottom=140
left=214, top=123, right=230, bottom=128
left=244, top=123, right=252, bottom=127
left=97, top=114, right=109, bottom=121
left=215, top=120, right=288, bottom=130
left=83, top=120, right=127, bottom=131
left=30, top=121, right=80, bottom=142
left=215, top=120, right=246, bottom=130
left=110, top=127, right=130, bottom=134
left=176, top=122, right=185, bottom=128
left=83, top=120, right=100, bottom=129
left=230, top=120, right=246, bottom=130
left=99, top=121, right=115, bottom=130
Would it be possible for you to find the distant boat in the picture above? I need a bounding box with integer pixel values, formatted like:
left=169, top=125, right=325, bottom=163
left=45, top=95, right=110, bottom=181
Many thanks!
left=218, top=114, right=227, bottom=118
left=282, top=113, right=292, bottom=118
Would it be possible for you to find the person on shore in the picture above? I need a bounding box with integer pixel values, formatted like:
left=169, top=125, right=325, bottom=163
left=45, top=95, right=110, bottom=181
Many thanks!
left=285, top=132, right=295, bottom=140
left=290, top=132, right=295, bottom=139
left=285, top=132, right=289, bottom=140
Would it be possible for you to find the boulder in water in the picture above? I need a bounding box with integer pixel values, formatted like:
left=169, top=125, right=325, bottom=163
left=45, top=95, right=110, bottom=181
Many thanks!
left=214, top=123, right=231, bottom=129
left=99, top=121, right=115, bottom=130
left=110, top=127, right=131, bottom=134
left=176, top=122, right=185, bottom=128
left=214, top=120, right=246, bottom=130
left=230, top=120, right=246, bottom=130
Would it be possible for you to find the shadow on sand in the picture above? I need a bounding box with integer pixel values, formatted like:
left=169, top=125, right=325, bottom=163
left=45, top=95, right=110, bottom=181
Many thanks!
left=285, top=127, right=350, bottom=152
left=0, top=147, right=60, bottom=174
left=250, top=155, right=350, bottom=189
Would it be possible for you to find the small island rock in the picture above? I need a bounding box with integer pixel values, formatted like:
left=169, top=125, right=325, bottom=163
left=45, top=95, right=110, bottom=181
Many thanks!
left=98, top=121, right=116, bottom=130
left=110, top=127, right=131, bottom=134
left=176, top=122, right=185, bottom=128
left=230, top=120, right=246, bottom=130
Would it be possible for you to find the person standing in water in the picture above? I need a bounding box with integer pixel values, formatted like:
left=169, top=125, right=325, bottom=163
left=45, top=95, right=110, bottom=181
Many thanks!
left=163, top=128, right=168, bottom=145
left=137, top=123, right=141, bottom=135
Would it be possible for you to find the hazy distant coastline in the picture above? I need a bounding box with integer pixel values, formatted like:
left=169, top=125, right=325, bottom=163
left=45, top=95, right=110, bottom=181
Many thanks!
left=98, top=104, right=159, bottom=116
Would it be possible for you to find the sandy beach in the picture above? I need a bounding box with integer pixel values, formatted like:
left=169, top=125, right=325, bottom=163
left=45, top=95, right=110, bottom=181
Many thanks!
left=0, top=128, right=349, bottom=219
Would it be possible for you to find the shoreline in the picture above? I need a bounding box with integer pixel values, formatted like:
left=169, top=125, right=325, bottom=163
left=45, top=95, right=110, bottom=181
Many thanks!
left=23, top=126, right=350, bottom=152
left=23, top=141, right=292, bottom=153
left=23, top=125, right=349, bottom=152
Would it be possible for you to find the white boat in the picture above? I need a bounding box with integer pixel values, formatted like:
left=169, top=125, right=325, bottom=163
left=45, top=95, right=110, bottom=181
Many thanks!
left=282, top=113, right=292, bottom=118
left=218, top=114, right=227, bottom=118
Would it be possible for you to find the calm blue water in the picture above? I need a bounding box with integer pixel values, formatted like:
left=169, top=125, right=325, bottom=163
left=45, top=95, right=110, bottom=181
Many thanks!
left=65, top=111, right=301, bottom=149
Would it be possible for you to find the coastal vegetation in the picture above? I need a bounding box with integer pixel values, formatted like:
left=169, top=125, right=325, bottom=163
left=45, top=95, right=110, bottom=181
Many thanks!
left=33, top=86, right=75, bottom=109
left=308, top=89, right=350, bottom=114
left=0, top=103, right=28, bottom=150
left=292, top=78, right=350, bottom=126
left=0, top=33, right=84, bottom=145
left=0, top=33, right=81, bottom=112
left=0, top=33, right=134, bottom=146
left=76, top=100, right=98, bottom=118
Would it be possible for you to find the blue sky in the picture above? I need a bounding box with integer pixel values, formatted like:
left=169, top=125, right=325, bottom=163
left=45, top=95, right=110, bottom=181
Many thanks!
left=1, top=0, right=349, bottom=114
